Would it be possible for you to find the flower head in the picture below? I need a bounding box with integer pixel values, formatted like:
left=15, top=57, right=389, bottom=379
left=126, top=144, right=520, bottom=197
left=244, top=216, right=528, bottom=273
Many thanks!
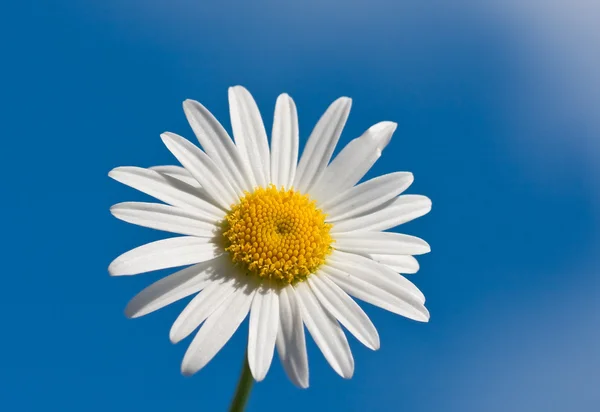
left=109, top=86, right=431, bottom=387
left=222, top=185, right=333, bottom=284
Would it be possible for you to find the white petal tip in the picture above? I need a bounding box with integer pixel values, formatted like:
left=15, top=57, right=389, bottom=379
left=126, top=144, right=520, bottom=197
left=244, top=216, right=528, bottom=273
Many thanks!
left=108, top=257, right=139, bottom=276
left=374, top=122, right=397, bottom=148
left=229, top=85, right=249, bottom=95
left=180, top=358, right=201, bottom=376
left=108, top=167, right=130, bottom=180
left=123, top=307, right=139, bottom=319
left=412, top=239, right=432, bottom=255
left=293, top=378, right=309, bottom=389
left=371, top=121, right=397, bottom=133
left=182, top=99, right=200, bottom=113
left=169, top=331, right=183, bottom=345
left=337, top=96, right=352, bottom=107
left=249, top=354, right=273, bottom=382
left=107, top=262, right=122, bottom=276
left=402, top=173, right=415, bottom=188
left=367, top=338, right=381, bottom=351
left=341, top=370, right=354, bottom=379
left=415, top=309, right=430, bottom=323
left=159, top=132, right=175, bottom=143
left=124, top=300, right=149, bottom=319
left=181, top=366, right=196, bottom=377
left=251, top=371, right=267, bottom=382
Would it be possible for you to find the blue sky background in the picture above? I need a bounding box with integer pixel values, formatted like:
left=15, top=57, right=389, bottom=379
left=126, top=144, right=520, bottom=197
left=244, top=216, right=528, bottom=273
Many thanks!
left=1, top=1, right=598, bottom=411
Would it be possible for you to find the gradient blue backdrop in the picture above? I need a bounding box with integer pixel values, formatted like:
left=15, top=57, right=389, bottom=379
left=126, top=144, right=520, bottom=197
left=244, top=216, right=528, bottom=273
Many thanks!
left=1, top=1, right=598, bottom=411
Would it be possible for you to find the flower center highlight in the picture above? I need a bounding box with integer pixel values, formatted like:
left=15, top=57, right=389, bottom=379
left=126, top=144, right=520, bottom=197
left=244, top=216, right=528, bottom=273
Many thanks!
left=221, top=185, right=333, bottom=284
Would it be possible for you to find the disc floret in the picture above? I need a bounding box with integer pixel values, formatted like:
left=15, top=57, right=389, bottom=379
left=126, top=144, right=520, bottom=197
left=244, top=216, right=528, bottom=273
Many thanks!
left=222, top=185, right=333, bottom=284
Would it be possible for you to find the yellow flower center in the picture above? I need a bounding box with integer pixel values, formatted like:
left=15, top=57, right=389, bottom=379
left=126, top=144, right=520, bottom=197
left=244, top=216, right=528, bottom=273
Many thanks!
left=221, top=185, right=333, bottom=284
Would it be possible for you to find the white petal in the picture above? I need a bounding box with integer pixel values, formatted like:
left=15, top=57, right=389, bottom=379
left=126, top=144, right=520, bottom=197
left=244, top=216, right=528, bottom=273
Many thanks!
left=329, top=250, right=425, bottom=303
left=109, top=166, right=224, bottom=220
left=181, top=281, right=256, bottom=376
left=160, top=132, right=239, bottom=210
left=321, top=172, right=414, bottom=222
left=150, top=166, right=223, bottom=212
left=308, top=273, right=380, bottom=350
left=248, top=285, right=279, bottom=381
left=333, top=232, right=430, bottom=256
left=276, top=286, right=309, bottom=389
left=294, top=282, right=354, bottom=379
left=309, top=122, right=396, bottom=204
left=124, top=256, right=228, bottom=318
left=270, top=94, right=299, bottom=190
left=369, top=254, right=420, bottom=274
left=183, top=99, right=254, bottom=193
left=228, top=86, right=270, bottom=187
left=109, top=236, right=222, bottom=276
left=170, top=274, right=239, bottom=344
left=110, top=202, right=218, bottom=237
left=293, top=97, right=352, bottom=194
left=323, top=264, right=429, bottom=322
left=149, top=165, right=201, bottom=188
left=331, top=195, right=431, bottom=233
left=323, top=257, right=429, bottom=322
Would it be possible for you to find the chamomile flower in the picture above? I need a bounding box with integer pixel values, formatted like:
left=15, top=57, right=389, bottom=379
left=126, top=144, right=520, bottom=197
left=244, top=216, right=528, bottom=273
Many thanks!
left=109, top=86, right=431, bottom=388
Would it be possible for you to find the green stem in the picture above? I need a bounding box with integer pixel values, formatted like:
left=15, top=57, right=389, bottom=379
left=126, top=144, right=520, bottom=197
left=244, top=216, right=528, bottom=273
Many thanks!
left=228, top=351, right=254, bottom=412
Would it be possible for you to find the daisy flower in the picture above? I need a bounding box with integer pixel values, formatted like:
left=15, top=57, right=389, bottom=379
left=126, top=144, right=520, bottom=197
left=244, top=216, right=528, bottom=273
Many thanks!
left=109, top=86, right=431, bottom=389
